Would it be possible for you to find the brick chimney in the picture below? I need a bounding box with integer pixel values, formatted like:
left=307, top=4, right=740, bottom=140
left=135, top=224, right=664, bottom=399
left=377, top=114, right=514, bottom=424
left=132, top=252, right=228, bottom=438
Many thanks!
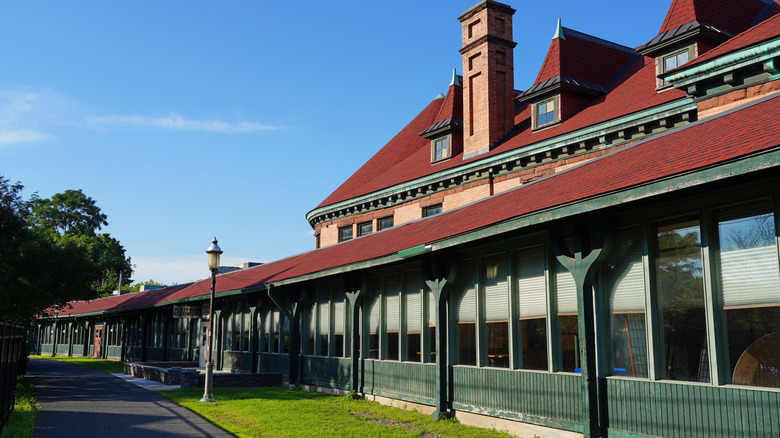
left=459, top=1, right=516, bottom=159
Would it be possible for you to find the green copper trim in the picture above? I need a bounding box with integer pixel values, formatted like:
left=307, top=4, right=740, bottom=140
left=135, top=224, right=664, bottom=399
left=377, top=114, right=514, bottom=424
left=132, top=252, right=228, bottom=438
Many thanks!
left=306, top=97, right=694, bottom=225
left=434, top=93, right=445, bottom=100
left=553, top=18, right=565, bottom=40
left=398, top=244, right=430, bottom=258
left=664, top=38, right=780, bottom=87
left=450, top=68, right=460, bottom=86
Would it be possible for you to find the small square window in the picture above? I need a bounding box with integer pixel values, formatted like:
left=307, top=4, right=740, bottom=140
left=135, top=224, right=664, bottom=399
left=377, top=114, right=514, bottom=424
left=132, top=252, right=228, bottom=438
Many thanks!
left=535, top=98, right=556, bottom=128
left=377, top=216, right=394, bottom=231
left=338, top=226, right=353, bottom=242
left=358, top=221, right=373, bottom=237
left=432, top=136, right=450, bottom=163
left=423, top=204, right=443, bottom=217
left=659, top=46, right=693, bottom=87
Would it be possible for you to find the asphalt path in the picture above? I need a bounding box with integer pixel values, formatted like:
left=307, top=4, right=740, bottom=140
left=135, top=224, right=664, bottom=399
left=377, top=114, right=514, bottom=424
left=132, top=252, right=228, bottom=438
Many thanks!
left=26, top=358, right=235, bottom=438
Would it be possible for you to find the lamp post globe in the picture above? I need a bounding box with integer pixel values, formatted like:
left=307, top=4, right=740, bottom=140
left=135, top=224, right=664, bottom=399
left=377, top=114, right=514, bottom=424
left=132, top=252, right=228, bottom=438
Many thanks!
left=201, top=237, right=222, bottom=403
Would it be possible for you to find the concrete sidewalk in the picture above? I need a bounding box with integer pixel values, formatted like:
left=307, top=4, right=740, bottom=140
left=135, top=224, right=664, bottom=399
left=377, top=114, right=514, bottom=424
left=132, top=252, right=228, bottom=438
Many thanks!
left=26, top=358, right=234, bottom=437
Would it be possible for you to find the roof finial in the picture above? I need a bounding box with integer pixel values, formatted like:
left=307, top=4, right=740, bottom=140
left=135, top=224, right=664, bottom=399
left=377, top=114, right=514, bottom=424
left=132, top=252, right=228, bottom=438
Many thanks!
left=434, top=93, right=445, bottom=100
left=450, top=68, right=461, bottom=86
left=553, top=18, right=565, bottom=40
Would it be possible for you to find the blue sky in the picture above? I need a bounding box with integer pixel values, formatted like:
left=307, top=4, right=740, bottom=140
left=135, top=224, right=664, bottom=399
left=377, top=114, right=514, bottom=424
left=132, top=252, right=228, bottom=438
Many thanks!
left=0, top=1, right=670, bottom=286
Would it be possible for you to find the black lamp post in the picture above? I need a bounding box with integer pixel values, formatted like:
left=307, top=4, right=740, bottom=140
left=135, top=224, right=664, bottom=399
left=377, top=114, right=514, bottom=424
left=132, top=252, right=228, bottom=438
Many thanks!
left=51, top=305, right=60, bottom=357
left=201, top=237, right=222, bottom=403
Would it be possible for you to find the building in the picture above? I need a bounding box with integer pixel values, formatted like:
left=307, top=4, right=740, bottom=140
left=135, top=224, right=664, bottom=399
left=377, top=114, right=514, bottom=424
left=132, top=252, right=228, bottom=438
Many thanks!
left=34, top=1, right=780, bottom=436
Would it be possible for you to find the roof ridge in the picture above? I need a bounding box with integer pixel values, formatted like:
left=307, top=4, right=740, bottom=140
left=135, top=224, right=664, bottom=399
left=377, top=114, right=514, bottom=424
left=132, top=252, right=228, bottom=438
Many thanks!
left=561, top=27, right=637, bottom=54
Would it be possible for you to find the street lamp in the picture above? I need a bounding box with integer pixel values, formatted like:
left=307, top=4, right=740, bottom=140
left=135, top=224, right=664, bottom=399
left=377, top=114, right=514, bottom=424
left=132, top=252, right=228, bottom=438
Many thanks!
left=201, top=237, right=222, bottom=403
left=51, top=305, right=60, bottom=357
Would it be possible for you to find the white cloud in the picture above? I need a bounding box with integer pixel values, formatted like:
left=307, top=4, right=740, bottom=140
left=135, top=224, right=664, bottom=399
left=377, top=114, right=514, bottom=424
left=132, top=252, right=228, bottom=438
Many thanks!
left=0, top=130, right=50, bottom=145
left=84, top=112, right=282, bottom=133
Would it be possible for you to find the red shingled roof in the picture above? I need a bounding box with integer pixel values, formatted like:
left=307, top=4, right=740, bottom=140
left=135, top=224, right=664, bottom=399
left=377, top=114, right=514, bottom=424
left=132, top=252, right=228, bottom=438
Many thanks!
left=535, top=28, right=636, bottom=87
left=315, top=98, right=442, bottom=209
left=658, top=0, right=773, bottom=36
left=59, top=92, right=780, bottom=317
left=317, top=54, right=686, bottom=209
left=679, top=8, right=780, bottom=69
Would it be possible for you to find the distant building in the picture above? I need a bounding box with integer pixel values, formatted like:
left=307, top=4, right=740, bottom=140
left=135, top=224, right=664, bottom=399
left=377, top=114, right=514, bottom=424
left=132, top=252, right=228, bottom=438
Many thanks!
left=34, top=1, right=780, bottom=436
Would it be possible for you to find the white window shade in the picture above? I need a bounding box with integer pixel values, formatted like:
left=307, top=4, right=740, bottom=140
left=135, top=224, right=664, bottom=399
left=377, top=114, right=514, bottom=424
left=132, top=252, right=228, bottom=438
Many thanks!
left=334, top=299, right=345, bottom=335
left=406, top=271, right=422, bottom=333
left=318, top=296, right=329, bottom=334
left=273, top=310, right=280, bottom=332
left=484, top=254, right=509, bottom=322
left=517, top=245, right=547, bottom=319
left=721, top=245, right=780, bottom=309
left=556, top=260, right=578, bottom=315
left=606, top=227, right=646, bottom=314
left=308, top=301, right=316, bottom=337
left=385, top=275, right=400, bottom=332
left=457, top=261, right=477, bottom=323
left=427, top=288, right=437, bottom=327
left=369, top=293, right=381, bottom=334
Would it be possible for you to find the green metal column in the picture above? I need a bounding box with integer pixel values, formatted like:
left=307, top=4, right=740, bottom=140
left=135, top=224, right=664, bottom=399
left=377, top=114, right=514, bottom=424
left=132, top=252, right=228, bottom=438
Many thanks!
left=268, top=285, right=301, bottom=385
left=553, top=224, right=611, bottom=438
left=346, top=289, right=362, bottom=393
left=424, top=255, right=456, bottom=420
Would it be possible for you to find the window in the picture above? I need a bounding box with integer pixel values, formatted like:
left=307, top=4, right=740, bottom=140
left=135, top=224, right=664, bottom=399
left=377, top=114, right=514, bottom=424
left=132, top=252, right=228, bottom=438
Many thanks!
left=385, top=275, right=401, bottom=360
left=432, top=136, right=451, bottom=162
left=516, top=245, right=549, bottom=371
left=717, top=200, right=780, bottom=388
left=333, top=298, right=345, bottom=357
left=367, top=286, right=381, bottom=359
left=605, top=227, right=648, bottom=378
left=404, top=271, right=422, bottom=362
left=318, top=294, right=329, bottom=356
left=655, top=218, right=709, bottom=382
left=377, top=216, right=394, bottom=231
left=358, top=221, right=372, bottom=237
left=484, top=254, right=510, bottom=368
left=423, top=204, right=443, bottom=217
left=338, top=225, right=353, bottom=242
left=659, top=46, right=693, bottom=87
left=535, top=97, right=557, bottom=128
left=455, top=260, right=477, bottom=365
left=555, top=255, right=579, bottom=372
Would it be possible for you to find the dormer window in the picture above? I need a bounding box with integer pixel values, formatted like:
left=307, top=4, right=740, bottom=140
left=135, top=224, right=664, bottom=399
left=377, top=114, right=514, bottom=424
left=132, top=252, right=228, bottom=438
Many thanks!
left=431, top=135, right=451, bottom=163
left=658, top=46, right=694, bottom=88
left=534, top=96, right=558, bottom=129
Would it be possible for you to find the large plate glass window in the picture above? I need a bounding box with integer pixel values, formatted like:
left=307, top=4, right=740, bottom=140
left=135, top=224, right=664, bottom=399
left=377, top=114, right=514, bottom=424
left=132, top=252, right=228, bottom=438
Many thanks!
left=717, top=199, right=780, bottom=388
left=516, top=245, right=548, bottom=370
left=605, top=227, right=648, bottom=378
left=405, top=271, right=422, bottom=362
left=484, top=253, right=509, bottom=368
left=334, top=297, right=345, bottom=357
left=555, top=247, right=579, bottom=372
left=385, top=275, right=401, bottom=360
left=455, top=260, right=477, bottom=365
left=318, top=292, right=330, bottom=356
left=655, top=218, right=709, bottom=382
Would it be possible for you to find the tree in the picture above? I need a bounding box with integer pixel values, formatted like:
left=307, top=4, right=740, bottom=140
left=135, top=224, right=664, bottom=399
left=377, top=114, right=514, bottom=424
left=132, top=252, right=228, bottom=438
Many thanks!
left=128, top=279, right=169, bottom=293
left=0, top=177, right=134, bottom=323
left=29, top=189, right=133, bottom=297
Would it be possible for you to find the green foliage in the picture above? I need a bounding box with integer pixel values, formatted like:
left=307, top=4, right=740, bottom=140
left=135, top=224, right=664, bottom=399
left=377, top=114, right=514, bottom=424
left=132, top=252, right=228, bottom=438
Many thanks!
left=160, top=386, right=514, bottom=438
left=128, top=279, right=169, bottom=293
left=0, top=176, right=133, bottom=322
left=0, top=377, right=37, bottom=438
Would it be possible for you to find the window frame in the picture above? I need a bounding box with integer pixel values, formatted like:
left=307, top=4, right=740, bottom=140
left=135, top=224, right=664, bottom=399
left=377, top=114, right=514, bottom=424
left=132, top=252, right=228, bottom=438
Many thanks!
left=533, top=96, right=558, bottom=129
left=377, top=216, right=394, bottom=231
left=423, top=204, right=443, bottom=218
left=338, top=225, right=353, bottom=242
left=657, top=45, right=694, bottom=89
left=431, top=135, right=451, bottom=163
left=357, top=221, right=373, bottom=237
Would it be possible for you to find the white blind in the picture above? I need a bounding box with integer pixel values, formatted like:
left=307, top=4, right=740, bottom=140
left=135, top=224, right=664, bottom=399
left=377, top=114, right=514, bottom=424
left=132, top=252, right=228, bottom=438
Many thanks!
left=272, top=310, right=280, bottom=332
left=405, top=271, right=422, bottom=333
left=385, top=275, right=400, bottom=332
left=517, top=245, right=547, bottom=319
left=427, top=288, right=436, bottom=327
left=721, top=245, right=780, bottom=308
left=556, top=259, right=578, bottom=315
left=334, top=299, right=345, bottom=334
left=484, top=254, right=509, bottom=322
left=457, top=261, right=477, bottom=323
left=606, top=227, right=646, bottom=314
left=265, top=310, right=271, bottom=333
left=369, top=292, right=381, bottom=334
left=308, top=301, right=316, bottom=337
left=318, top=296, right=329, bottom=334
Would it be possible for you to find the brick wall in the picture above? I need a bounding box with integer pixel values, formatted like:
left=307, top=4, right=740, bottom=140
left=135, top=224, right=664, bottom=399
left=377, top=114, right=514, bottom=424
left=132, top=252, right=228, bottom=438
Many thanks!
left=698, top=80, right=780, bottom=119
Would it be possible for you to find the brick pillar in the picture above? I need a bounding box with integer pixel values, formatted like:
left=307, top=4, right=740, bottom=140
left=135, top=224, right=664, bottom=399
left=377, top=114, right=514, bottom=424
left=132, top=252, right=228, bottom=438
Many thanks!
left=459, top=0, right=516, bottom=159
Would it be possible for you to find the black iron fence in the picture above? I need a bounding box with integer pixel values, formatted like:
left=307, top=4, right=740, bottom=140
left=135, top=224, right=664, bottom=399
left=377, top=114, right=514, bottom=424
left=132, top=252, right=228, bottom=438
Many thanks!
left=0, top=319, right=25, bottom=434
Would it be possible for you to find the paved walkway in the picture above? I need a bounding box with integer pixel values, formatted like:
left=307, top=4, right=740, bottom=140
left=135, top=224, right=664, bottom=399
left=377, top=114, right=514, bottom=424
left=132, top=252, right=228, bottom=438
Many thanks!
left=26, top=358, right=234, bottom=438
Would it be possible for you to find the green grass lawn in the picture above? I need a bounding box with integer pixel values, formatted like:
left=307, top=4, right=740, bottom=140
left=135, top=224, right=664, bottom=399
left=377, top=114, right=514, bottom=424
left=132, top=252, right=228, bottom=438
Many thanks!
left=29, top=355, right=125, bottom=374
left=0, top=377, right=36, bottom=438
left=27, top=357, right=520, bottom=437
left=159, top=386, right=515, bottom=438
